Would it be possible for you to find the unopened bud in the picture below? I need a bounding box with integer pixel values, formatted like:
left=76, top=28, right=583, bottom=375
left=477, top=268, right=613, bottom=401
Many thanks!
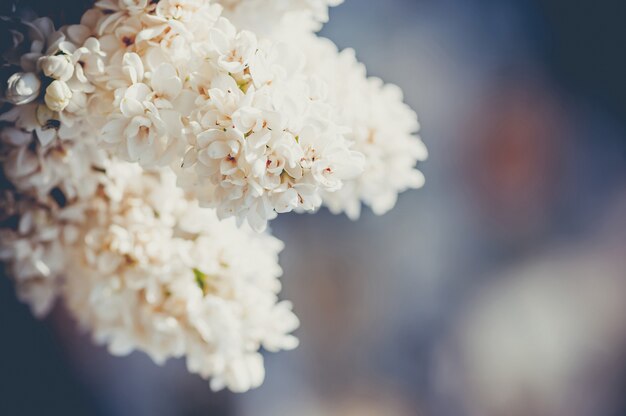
left=40, top=55, right=74, bottom=82
left=44, top=80, right=72, bottom=112
left=5, top=72, right=41, bottom=105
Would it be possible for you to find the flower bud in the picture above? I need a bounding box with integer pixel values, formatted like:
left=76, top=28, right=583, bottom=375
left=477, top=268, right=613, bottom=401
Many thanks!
left=5, top=72, right=41, bottom=105
left=44, top=80, right=72, bottom=112
left=40, top=55, right=74, bottom=82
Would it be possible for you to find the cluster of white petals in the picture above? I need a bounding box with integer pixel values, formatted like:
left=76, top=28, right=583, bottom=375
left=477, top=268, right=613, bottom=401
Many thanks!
left=225, top=15, right=428, bottom=219
left=64, top=165, right=298, bottom=392
left=0, top=11, right=298, bottom=392
left=0, top=0, right=425, bottom=392
left=0, top=118, right=298, bottom=392
left=217, top=0, right=344, bottom=34
left=299, top=36, right=428, bottom=218
left=82, top=0, right=364, bottom=231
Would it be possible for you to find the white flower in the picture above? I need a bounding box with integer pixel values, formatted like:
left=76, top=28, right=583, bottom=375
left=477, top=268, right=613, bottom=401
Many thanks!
left=60, top=166, right=298, bottom=392
left=44, top=80, right=73, bottom=112
left=0, top=0, right=424, bottom=394
left=11, top=17, right=56, bottom=73
left=40, top=54, right=75, bottom=81
left=64, top=90, right=88, bottom=114
left=155, top=0, right=213, bottom=22
left=100, top=85, right=183, bottom=165
left=0, top=203, right=74, bottom=317
left=75, top=4, right=367, bottom=230
left=150, top=63, right=183, bottom=107
left=209, top=19, right=258, bottom=74
left=216, top=0, right=344, bottom=34
left=280, top=34, right=427, bottom=219
left=73, top=37, right=106, bottom=81
left=5, top=72, right=41, bottom=105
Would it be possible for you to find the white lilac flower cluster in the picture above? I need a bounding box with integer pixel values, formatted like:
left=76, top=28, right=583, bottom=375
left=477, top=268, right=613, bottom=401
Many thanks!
left=301, top=36, right=428, bottom=219
left=64, top=165, right=298, bottom=392
left=0, top=0, right=425, bottom=391
left=215, top=4, right=428, bottom=218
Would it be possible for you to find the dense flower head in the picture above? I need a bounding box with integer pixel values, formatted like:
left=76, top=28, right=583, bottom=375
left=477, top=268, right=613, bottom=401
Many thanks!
left=84, top=1, right=365, bottom=231
left=215, top=5, right=427, bottom=219
left=216, top=0, right=344, bottom=34
left=0, top=117, right=298, bottom=391
left=0, top=0, right=425, bottom=392
left=64, top=165, right=298, bottom=392
left=298, top=36, right=428, bottom=218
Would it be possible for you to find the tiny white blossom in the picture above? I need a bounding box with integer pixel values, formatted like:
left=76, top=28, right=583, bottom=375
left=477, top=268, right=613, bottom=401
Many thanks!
left=40, top=55, right=75, bottom=81
left=44, top=80, right=73, bottom=112
left=5, top=72, right=41, bottom=105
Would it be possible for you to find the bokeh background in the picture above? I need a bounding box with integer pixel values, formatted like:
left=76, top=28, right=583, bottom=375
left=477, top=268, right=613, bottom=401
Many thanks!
left=2, top=0, right=626, bottom=415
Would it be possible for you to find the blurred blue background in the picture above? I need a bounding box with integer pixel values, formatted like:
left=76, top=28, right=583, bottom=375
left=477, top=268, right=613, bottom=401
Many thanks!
left=2, top=0, right=626, bottom=415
